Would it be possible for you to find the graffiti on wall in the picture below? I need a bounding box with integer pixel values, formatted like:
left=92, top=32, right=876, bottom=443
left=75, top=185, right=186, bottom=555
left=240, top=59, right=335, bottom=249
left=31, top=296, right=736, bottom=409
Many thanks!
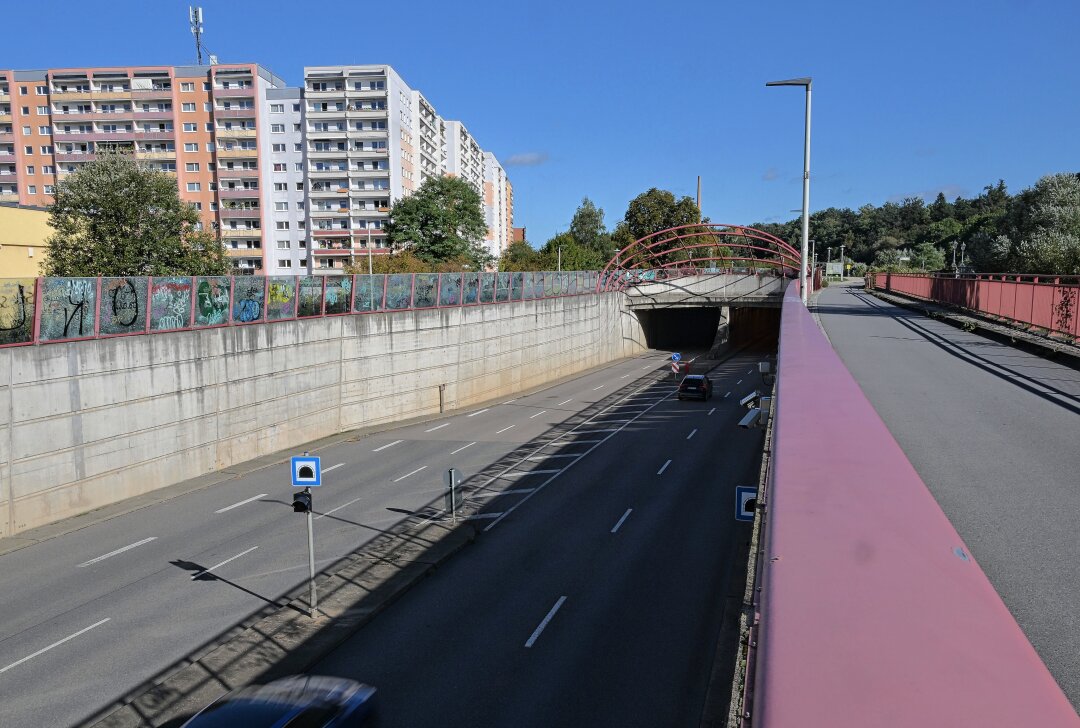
left=0, top=278, right=36, bottom=345
left=150, top=278, right=192, bottom=331
left=195, top=277, right=231, bottom=326
left=439, top=273, right=462, bottom=306
left=298, top=277, right=323, bottom=317
left=495, top=273, right=511, bottom=302
left=232, top=277, right=265, bottom=323
left=511, top=272, right=524, bottom=301
left=386, top=274, right=412, bottom=310
left=413, top=274, right=437, bottom=308
left=324, top=276, right=352, bottom=315
left=267, top=277, right=297, bottom=320
left=463, top=273, right=480, bottom=304
left=353, top=275, right=385, bottom=312
left=480, top=273, right=496, bottom=303
left=99, top=277, right=148, bottom=335
left=40, top=278, right=97, bottom=341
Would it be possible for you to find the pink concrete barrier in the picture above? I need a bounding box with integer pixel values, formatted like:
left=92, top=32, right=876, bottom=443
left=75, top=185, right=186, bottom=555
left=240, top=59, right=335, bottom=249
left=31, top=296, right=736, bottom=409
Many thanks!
left=753, top=282, right=1078, bottom=726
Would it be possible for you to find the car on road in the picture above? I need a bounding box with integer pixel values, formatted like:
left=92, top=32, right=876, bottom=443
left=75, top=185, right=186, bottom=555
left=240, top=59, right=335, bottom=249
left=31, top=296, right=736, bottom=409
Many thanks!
left=181, top=675, right=376, bottom=727
left=677, top=374, right=712, bottom=401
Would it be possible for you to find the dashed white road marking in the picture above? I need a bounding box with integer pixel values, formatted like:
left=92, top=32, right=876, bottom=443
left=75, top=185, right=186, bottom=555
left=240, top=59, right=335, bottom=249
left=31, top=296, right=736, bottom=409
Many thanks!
left=0, top=619, right=111, bottom=675
left=611, top=509, right=633, bottom=533
left=529, top=411, right=547, bottom=419
left=467, top=409, right=490, bottom=417
left=191, top=546, right=259, bottom=580
left=737, top=379, right=743, bottom=385
left=316, top=497, right=362, bottom=520
left=425, top=423, right=451, bottom=432
left=392, top=466, right=428, bottom=482
left=322, top=463, right=345, bottom=474
left=724, top=392, right=731, bottom=398
left=556, top=399, right=572, bottom=406
left=495, top=425, right=516, bottom=434
left=657, top=459, right=672, bottom=475
left=687, top=429, right=698, bottom=440
left=592, top=385, right=605, bottom=391
left=450, top=442, right=477, bottom=455
left=215, top=494, right=267, bottom=514
left=78, top=538, right=157, bottom=568
left=373, top=440, right=403, bottom=452
left=525, top=596, right=567, bottom=648
left=708, top=408, right=716, bottom=415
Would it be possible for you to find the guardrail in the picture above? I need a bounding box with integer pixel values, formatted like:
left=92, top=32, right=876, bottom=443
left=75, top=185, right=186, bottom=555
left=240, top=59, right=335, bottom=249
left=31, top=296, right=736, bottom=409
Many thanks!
left=748, top=281, right=1077, bottom=726
left=0, top=271, right=601, bottom=348
left=869, top=271, right=1080, bottom=340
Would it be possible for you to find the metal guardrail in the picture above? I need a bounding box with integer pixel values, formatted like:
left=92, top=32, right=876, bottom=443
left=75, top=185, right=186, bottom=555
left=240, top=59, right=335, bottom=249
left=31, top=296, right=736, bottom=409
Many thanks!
left=0, top=271, right=602, bottom=348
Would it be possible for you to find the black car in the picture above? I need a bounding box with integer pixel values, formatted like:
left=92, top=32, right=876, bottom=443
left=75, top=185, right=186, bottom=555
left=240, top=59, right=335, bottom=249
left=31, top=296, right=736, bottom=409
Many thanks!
left=181, top=675, right=376, bottom=727
left=677, top=374, right=712, bottom=401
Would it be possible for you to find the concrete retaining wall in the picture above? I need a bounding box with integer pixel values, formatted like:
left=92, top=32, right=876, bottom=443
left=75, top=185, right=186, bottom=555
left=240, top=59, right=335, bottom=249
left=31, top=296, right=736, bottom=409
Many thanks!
left=0, top=293, right=645, bottom=537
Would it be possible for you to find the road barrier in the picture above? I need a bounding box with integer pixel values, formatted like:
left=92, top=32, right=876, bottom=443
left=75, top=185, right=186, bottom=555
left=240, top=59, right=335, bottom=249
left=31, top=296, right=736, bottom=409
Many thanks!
left=869, top=271, right=1080, bottom=340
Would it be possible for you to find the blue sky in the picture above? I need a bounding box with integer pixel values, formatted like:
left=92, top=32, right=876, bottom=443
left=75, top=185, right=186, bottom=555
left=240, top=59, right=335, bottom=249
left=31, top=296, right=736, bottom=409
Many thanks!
left=6, top=0, right=1078, bottom=244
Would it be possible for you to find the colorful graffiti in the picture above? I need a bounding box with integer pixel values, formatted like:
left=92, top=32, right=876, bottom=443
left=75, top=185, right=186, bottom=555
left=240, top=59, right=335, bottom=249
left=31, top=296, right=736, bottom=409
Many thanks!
left=463, top=273, right=480, bottom=304
left=0, top=278, right=36, bottom=345
left=298, top=277, right=323, bottom=317
left=99, top=277, right=148, bottom=335
left=150, top=278, right=192, bottom=331
left=480, top=273, right=496, bottom=303
left=40, top=278, right=97, bottom=341
left=324, top=276, right=352, bottom=315
left=386, top=274, right=412, bottom=310
left=232, top=277, right=265, bottom=323
left=413, top=274, right=437, bottom=308
left=353, top=275, right=385, bottom=312
left=267, top=277, right=297, bottom=320
left=195, top=277, right=231, bottom=327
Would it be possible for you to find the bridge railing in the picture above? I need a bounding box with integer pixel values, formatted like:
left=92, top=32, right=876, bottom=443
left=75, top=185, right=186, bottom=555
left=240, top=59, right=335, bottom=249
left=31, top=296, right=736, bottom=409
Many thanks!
left=869, top=271, right=1080, bottom=340
left=750, top=281, right=1076, bottom=725
left=601, top=265, right=787, bottom=292
left=0, top=271, right=601, bottom=348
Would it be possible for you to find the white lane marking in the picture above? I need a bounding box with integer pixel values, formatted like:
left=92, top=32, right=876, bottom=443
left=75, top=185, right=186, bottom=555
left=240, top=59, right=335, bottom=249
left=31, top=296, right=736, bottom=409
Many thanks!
left=556, top=399, right=572, bottom=406
left=592, top=385, right=605, bottom=390
left=495, top=425, right=516, bottom=434
left=657, top=459, right=672, bottom=475
left=373, top=440, right=403, bottom=452
left=322, top=463, right=345, bottom=474
left=0, top=619, right=111, bottom=675
left=450, top=442, right=477, bottom=455
left=737, top=379, right=743, bottom=384
left=425, top=422, right=451, bottom=432
left=500, top=469, right=562, bottom=477
left=392, top=466, right=428, bottom=482
left=191, top=546, right=258, bottom=580
left=620, top=374, right=631, bottom=379
left=215, top=493, right=268, bottom=514
left=467, top=409, right=490, bottom=417
left=724, top=392, right=731, bottom=398
left=687, top=429, right=698, bottom=440
left=708, top=408, right=716, bottom=415
left=748, top=369, right=753, bottom=374
left=470, top=488, right=535, bottom=498
left=529, top=410, right=547, bottom=419
left=526, top=453, right=580, bottom=460
left=525, top=596, right=567, bottom=648
left=78, top=538, right=157, bottom=568
left=315, top=497, right=362, bottom=520
left=611, top=508, right=633, bottom=533
left=505, top=399, right=518, bottom=403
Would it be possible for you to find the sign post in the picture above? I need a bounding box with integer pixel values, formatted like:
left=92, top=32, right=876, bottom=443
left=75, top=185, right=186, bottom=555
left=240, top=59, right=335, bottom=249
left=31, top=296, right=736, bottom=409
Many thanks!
left=672, top=352, right=681, bottom=381
left=291, top=452, right=322, bottom=618
left=444, top=468, right=461, bottom=523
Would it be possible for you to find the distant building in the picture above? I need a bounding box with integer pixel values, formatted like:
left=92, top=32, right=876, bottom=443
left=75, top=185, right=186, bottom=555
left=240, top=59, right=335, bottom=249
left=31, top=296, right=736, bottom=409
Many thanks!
left=0, top=203, right=50, bottom=276
left=512, top=227, right=527, bottom=243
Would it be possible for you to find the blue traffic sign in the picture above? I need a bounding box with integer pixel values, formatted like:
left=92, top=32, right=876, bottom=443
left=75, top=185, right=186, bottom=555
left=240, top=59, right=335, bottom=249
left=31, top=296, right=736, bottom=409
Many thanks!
left=736, top=486, right=757, bottom=522
left=672, top=352, right=682, bottom=362
left=291, top=456, right=322, bottom=487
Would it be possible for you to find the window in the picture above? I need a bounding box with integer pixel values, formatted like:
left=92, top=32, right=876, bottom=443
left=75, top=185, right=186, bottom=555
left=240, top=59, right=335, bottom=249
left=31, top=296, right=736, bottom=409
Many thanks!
left=207, top=162, right=215, bottom=171
left=272, top=143, right=286, bottom=152
left=294, top=162, right=302, bottom=171
left=276, top=221, right=290, bottom=230
left=193, top=202, right=202, bottom=210
left=186, top=182, right=200, bottom=191
left=40, top=145, right=53, bottom=154
left=293, top=123, right=301, bottom=132
left=274, top=182, right=287, bottom=191
left=36, top=106, right=49, bottom=115
left=186, top=162, right=200, bottom=172
left=204, top=103, right=212, bottom=112
left=36, top=85, right=48, bottom=95
left=295, top=182, right=303, bottom=190
left=205, top=123, right=213, bottom=132
left=183, top=122, right=197, bottom=132
left=19, top=86, right=27, bottom=95
left=278, top=259, right=292, bottom=267
left=43, top=185, right=54, bottom=194
left=294, top=143, right=302, bottom=152
left=21, top=107, right=29, bottom=115
left=210, top=202, right=218, bottom=211
left=181, top=82, right=195, bottom=92
left=24, top=146, right=32, bottom=154
left=184, top=142, right=198, bottom=152
left=27, top=185, right=36, bottom=194
left=206, top=142, right=215, bottom=152
left=208, top=182, right=217, bottom=191
left=270, top=104, right=284, bottom=113
left=271, top=124, right=284, bottom=133
left=22, top=126, right=31, bottom=135
left=203, top=82, right=211, bottom=91
left=42, top=165, right=54, bottom=174
left=276, top=240, right=290, bottom=249
left=274, top=201, right=288, bottom=211
left=26, top=166, right=35, bottom=175
left=296, top=201, right=305, bottom=211
left=273, top=163, right=286, bottom=172
left=293, top=103, right=301, bottom=112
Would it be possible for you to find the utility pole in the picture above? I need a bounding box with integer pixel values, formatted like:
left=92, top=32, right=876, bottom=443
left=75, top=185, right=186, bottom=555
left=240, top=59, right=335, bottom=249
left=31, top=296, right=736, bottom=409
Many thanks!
left=696, top=176, right=702, bottom=222
left=839, top=244, right=845, bottom=281
left=189, top=7, right=205, bottom=65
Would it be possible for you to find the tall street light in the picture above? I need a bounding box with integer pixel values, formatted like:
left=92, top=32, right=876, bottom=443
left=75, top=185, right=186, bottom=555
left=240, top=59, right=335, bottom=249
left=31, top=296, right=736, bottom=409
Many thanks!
left=766, top=76, right=812, bottom=304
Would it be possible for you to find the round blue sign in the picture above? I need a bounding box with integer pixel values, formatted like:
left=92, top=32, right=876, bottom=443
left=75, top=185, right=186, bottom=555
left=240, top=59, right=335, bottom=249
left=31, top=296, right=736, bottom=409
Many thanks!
left=672, top=353, right=682, bottom=362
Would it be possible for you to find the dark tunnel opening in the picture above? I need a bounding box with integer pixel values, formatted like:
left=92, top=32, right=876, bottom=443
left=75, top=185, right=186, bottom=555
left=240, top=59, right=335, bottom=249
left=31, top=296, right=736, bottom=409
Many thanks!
left=634, top=305, right=780, bottom=352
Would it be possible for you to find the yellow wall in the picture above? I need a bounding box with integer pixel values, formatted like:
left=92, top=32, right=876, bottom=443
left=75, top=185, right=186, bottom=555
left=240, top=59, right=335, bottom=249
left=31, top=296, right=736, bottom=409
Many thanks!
left=0, top=205, right=51, bottom=277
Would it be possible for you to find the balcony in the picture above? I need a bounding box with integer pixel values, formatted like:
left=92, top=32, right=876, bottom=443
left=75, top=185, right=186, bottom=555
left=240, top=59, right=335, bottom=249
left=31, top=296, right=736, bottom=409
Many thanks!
left=212, top=87, right=255, bottom=98
left=0, top=92, right=9, bottom=102
left=135, top=150, right=176, bottom=160
left=55, top=152, right=95, bottom=162
left=305, top=87, right=346, bottom=98
left=307, top=149, right=349, bottom=159
left=313, top=228, right=351, bottom=237
left=91, top=90, right=133, bottom=101
left=308, top=128, right=347, bottom=138
left=215, top=127, right=256, bottom=138
left=131, top=110, right=174, bottom=120
left=346, top=109, right=388, bottom=119
left=221, top=228, right=262, bottom=238
left=50, top=91, right=93, bottom=101
left=0, top=133, right=13, bottom=143
left=350, top=148, right=388, bottom=158
left=217, top=167, right=258, bottom=178
left=214, top=108, right=257, bottom=119
left=133, top=130, right=175, bottom=140
left=309, top=167, right=348, bottom=177
left=219, top=206, right=260, bottom=218
left=308, top=187, right=347, bottom=198
left=346, top=88, right=388, bottom=98
left=306, top=108, right=348, bottom=119
left=130, top=87, right=174, bottom=99
left=0, top=170, right=17, bottom=179
left=350, top=168, right=389, bottom=178
left=219, top=186, right=260, bottom=198
left=217, top=147, right=258, bottom=158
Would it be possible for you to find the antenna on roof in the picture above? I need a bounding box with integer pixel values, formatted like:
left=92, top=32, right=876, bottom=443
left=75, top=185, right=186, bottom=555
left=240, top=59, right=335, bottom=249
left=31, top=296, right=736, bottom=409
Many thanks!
left=189, top=6, right=205, bottom=65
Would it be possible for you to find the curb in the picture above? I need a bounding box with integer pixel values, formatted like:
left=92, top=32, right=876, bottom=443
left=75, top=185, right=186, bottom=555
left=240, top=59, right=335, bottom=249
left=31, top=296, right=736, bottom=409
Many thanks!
left=83, top=519, right=477, bottom=728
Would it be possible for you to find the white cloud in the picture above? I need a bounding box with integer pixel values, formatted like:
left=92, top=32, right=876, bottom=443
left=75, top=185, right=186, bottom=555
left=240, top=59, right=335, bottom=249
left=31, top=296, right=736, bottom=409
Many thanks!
left=762, top=167, right=780, bottom=181
left=505, top=152, right=549, bottom=167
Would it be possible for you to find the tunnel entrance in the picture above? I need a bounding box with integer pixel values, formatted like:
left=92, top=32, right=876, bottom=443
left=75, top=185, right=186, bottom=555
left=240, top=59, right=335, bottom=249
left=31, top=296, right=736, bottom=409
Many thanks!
left=729, top=306, right=780, bottom=349
left=634, top=307, right=722, bottom=350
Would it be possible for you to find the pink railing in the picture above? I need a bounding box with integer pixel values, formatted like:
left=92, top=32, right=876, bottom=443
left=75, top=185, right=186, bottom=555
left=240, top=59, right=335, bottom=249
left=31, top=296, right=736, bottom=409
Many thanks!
left=746, top=281, right=1077, bottom=726
left=870, top=272, right=1080, bottom=340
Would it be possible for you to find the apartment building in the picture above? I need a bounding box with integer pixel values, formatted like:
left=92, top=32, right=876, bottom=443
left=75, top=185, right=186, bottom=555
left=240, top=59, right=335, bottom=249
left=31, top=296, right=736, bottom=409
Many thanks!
left=263, top=87, right=308, bottom=274
left=0, top=64, right=288, bottom=273
left=482, top=152, right=512, bottom=258
left=302, top=64, right=512, bottom=272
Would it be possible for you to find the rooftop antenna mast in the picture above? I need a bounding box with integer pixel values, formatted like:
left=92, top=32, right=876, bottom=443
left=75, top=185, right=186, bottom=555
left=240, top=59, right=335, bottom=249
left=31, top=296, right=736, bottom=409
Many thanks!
left=189, top=6, right=205, bottom=65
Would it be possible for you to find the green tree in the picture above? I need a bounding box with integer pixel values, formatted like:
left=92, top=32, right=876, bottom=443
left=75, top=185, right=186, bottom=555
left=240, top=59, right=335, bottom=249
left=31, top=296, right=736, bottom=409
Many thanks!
left=537, top=232, right=605, bottom=270
left=42, top=151, right=228, bottom=277
left=499, top=240, right=541, bottom=272
left=615, top=188, right=701, bottom=266
left=992, top=173, right=1080, bottom=274
left=567, top=197, right=614, bottom=260
left=386, top=175, right=491, bottom=268
left=910, top=242, right=947, bottom=271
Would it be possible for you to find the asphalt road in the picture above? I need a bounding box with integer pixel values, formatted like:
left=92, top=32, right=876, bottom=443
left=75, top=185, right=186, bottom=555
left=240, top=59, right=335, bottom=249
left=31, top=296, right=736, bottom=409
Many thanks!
left=816, top=281, right=1080, bottom=709
left=0, top=346, right=768, bottom=728
left=310, top=349, right=768, bottom=727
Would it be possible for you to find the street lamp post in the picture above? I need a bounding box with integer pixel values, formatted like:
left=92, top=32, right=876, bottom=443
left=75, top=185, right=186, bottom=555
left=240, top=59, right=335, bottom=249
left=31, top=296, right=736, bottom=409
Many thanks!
left=766, top=76, right=812, bottom=304
left=558, top=245, right=562, bottom=273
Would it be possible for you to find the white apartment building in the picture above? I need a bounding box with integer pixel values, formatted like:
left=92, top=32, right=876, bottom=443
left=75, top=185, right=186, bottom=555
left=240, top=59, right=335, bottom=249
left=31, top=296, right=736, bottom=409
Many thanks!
left=302, top=64, right=511, bottom=273
left=483, top=152, right=511, bottom=258
left=262, top=87, right=308, bottom=275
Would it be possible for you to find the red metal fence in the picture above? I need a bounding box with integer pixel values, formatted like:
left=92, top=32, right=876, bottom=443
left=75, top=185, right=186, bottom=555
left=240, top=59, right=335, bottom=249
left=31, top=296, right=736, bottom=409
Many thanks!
left=869, top=272, right=1080, bottom=340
